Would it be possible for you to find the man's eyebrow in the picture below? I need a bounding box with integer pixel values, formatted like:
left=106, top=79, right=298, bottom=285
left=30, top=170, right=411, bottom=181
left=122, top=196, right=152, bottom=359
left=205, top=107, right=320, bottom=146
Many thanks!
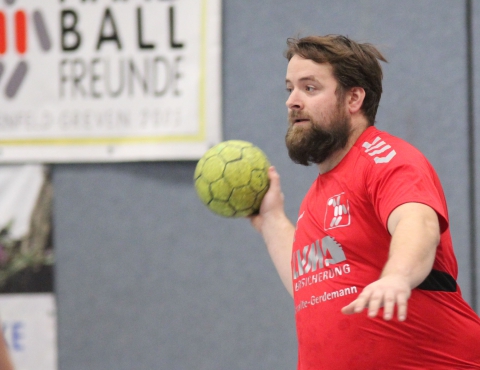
left=285, top=75, right=319, bottom=84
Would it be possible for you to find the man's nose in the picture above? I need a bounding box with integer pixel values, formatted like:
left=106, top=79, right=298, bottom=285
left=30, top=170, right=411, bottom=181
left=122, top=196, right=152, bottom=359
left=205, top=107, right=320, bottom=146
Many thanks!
left=286, top=89, right=304, bottom=110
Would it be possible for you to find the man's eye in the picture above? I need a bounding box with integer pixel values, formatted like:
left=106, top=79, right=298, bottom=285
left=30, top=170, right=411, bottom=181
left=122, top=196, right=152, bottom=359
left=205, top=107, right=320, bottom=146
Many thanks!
left=286, top=88, right=292, bottom=94
left=306, top=86, right=315, bottom=92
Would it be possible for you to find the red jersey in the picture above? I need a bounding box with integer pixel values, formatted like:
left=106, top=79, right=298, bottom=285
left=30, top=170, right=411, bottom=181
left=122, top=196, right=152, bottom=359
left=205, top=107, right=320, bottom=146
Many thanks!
left=292, top=126, right=480, bottom=370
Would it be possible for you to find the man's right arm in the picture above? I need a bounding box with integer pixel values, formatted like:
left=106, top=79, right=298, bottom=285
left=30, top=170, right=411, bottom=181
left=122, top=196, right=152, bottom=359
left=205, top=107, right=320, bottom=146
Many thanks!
left=250, top=167, right=295, bottom=297
left=0, top=331, right=15, bottom=370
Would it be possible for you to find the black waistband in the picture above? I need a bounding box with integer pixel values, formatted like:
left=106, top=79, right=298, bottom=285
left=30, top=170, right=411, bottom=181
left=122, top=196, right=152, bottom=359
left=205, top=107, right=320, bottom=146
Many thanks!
left=416, top=269, right=457, bottom=292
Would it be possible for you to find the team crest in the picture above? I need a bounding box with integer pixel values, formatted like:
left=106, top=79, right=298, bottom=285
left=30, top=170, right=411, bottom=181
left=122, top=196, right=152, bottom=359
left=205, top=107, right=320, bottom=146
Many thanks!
left=324, top=193, right=350, bottom=229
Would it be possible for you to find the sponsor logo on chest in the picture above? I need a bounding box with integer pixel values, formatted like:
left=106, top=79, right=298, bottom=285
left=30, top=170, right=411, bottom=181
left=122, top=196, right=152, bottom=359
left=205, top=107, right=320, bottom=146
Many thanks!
left=292, top=236, right=346, bottom=279
left=324, top=192, right=350, bottom=229
left=292, top=235, right=351, bottom=292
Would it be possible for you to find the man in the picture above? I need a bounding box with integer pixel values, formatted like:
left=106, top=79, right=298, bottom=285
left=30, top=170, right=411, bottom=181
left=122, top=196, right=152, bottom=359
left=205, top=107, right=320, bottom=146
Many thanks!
left=251, top=35, right=480, bottom=369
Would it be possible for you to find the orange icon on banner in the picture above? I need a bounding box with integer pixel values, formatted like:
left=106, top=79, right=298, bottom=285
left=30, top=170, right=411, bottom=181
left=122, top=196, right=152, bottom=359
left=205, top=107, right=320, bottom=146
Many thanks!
left=0, top=0, right=52, bottom=98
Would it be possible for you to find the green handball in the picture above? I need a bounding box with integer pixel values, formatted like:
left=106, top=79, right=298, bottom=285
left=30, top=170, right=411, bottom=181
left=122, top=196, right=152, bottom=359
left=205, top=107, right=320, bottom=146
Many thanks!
left=194, top=140, right=271, bottom=217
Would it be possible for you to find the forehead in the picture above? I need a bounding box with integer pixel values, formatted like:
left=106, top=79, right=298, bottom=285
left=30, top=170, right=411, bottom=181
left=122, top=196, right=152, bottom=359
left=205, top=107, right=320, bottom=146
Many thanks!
left=285, top=54, right=336, bottom=84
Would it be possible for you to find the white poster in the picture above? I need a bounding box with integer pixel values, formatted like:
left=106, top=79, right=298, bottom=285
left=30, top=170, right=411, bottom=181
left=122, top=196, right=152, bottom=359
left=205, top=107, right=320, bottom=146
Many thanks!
left=0, top=0, right=222, bottom=162
left=0, top=294, right=57, bottom=370
left=0, top=164, right=56, bottom=369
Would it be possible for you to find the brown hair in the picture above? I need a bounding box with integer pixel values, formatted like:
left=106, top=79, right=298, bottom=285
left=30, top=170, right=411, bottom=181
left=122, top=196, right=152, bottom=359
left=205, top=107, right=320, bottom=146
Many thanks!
left=285, top=35, right=387, bottom=126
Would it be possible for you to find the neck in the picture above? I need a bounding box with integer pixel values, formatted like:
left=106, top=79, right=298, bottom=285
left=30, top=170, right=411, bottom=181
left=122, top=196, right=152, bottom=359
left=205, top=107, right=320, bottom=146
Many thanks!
left=317, top=116, right=370, bottom=174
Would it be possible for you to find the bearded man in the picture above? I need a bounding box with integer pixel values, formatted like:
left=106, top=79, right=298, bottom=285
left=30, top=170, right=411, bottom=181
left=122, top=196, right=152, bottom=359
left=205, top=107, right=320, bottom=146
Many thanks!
left=250, top=35, right=480, bottom=370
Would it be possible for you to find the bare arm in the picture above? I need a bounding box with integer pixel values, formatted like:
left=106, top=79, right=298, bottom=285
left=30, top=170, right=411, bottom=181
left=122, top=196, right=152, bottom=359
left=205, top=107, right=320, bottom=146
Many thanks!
left=342, top=202, right=440, bottom=321
left=0, top=335, right=14, bottom=370
left=251, top=167, right=295, bottom=296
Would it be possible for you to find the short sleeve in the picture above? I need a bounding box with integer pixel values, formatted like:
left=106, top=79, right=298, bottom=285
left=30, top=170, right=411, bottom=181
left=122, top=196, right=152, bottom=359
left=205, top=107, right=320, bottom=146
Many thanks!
left=366, top=159, right=449, bottom=233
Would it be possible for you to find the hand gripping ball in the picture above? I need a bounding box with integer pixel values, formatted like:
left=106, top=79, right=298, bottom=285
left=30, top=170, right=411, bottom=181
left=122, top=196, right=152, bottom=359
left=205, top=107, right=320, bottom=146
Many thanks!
left=194, top=140, right=270, bottom=217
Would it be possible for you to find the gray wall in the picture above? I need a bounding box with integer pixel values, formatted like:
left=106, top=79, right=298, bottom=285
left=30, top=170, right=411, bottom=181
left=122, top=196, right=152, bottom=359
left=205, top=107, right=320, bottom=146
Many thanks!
left=53, top=1, right=479, bottom=369
left=473, top=0, right=480, bottom=314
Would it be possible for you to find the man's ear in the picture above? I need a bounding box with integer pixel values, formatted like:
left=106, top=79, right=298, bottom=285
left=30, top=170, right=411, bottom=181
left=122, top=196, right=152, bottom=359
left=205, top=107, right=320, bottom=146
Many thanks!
left=346, top=87, right=366, bottom=114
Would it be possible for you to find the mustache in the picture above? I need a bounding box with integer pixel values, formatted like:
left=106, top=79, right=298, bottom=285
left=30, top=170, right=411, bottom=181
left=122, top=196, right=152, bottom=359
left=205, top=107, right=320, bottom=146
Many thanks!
left=288, top=111, right=312, bottom=125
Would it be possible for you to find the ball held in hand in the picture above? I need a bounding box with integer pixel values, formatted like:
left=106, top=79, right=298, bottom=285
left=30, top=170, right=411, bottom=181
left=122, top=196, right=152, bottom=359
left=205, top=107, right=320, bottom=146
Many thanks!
left=194, top=140, right=270, bottom=217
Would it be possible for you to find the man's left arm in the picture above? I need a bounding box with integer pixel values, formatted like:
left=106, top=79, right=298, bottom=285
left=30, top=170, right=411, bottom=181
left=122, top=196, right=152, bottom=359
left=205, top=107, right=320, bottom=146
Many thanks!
left=341, top=202, right=440, bottom=321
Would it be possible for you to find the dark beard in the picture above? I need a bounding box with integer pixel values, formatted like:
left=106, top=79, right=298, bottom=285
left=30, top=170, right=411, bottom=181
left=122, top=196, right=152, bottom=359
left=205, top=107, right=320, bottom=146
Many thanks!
left=285, top=106, right=351, bottom=166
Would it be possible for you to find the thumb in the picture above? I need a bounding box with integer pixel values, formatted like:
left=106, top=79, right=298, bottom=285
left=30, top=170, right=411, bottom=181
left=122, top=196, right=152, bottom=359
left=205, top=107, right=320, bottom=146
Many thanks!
left=268, top=166, right=281, bottom=192
left=341, top=301, right=357, bottom=315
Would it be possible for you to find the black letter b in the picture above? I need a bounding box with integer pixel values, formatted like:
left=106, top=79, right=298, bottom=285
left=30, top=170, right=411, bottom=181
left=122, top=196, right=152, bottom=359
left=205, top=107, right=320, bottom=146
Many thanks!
left=61, top=10, right=81, bottom=51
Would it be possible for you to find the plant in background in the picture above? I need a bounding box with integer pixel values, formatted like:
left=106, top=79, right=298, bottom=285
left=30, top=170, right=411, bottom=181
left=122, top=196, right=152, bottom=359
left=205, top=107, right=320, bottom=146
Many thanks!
left=0, top=222, right=54, bottom=288
left=0, top=172, right=54, bottom=291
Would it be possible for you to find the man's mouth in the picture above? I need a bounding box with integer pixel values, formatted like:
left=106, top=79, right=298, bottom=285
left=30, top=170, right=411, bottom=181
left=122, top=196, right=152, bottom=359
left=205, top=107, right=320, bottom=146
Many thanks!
left=293, top=118, right=310, bottom=125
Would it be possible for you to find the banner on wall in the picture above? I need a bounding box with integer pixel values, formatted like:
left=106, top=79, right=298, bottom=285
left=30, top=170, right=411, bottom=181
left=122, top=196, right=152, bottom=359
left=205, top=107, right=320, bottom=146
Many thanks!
left=0, top=164, right=57, bottom=370
left=0, top=294, right=57, bottom=370
left=0, top=0, right=222, bottom=162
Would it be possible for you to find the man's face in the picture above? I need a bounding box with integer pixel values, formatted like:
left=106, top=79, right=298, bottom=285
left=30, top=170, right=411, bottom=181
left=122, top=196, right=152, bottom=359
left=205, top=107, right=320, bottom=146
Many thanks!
left=284, top=55, right=351, bottom=166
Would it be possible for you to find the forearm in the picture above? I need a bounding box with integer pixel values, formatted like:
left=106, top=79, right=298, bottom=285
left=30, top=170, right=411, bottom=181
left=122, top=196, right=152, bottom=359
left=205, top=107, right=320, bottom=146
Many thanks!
left=250, top=167, right=295, bottom=296
left=260, top=213, right=295, bottom=296
left=342, top=203, right=441, bottom=321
